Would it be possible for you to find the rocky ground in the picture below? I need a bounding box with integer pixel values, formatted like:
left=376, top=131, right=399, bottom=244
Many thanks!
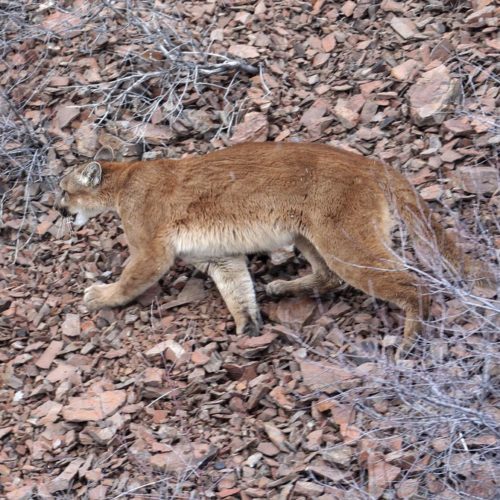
left=0, top=1, right=499, bottom=499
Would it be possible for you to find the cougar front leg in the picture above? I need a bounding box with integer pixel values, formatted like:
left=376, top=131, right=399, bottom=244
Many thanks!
left=85, top=244, right=174, bottom=310
left=193, top=256, right=261, bottom=336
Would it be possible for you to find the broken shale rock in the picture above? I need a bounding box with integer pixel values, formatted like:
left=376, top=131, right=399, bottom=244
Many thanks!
left=408, top=64, right=458, bottom=126
left=62, top=390, right=126, bottom=422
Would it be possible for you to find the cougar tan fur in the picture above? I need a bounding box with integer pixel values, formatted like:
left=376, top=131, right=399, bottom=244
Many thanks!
left=57, top=142, right=492, bottom=354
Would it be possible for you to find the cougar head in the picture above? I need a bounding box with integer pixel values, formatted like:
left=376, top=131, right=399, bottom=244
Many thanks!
left=56, top=161, right=108, bottom=226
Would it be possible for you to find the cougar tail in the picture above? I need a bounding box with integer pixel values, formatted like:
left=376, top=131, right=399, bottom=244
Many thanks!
left=384, top=169, right=496, bottom=288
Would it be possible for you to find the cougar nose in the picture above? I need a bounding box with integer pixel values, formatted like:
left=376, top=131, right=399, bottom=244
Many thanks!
left=55, top=191, right=69, bottom=217
left=55, top=200, right=70, bottom=217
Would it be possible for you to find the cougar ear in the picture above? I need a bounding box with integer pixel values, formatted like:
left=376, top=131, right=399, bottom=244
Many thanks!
left=79, top=161, right=102, bottom=187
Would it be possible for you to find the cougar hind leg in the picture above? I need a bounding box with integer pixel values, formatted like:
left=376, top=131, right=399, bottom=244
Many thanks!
left=310, top=221, right=429, bottom=357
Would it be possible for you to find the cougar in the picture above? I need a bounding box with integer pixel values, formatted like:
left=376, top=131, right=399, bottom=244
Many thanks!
left=56, top=142, right=494, bottom=355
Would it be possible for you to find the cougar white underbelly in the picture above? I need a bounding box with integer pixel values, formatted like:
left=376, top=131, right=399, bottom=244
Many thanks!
left=174, top=224, right=295, bottom=258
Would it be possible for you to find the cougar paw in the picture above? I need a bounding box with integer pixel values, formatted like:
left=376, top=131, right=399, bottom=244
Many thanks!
left=265, top=280, right=288, bottom=297
left=395, top=339, right=417, bottom=362
left=242, top=319, right=261, bottom=337
left=84, top=283, right=119, bottom=310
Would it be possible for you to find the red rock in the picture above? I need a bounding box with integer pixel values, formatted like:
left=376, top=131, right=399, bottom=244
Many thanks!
left=300, top=98, right=329, bottom=129
left=228, top=44, right=259, bottom=58
left=419, top=184, right=444, bottom=201
left=231, top=112, right=269, bottom=143
left=254, top=1, right=266, bottom=15
left=56, top=104, right=80, bottom=128
left=218, top=488, right=241, bottom=499
left=145, top=339, right=186, bottom=361
left=6, top=485, right=35, bottom=500
left=465, top=434, right=497, bottom=447
left=390, top=17, right=418, bottom=39
left=311, top=0, right=326, bottom=14
left=191, top=350, right=210, bottom=366
left=448, top=453, right=473, bottom=477
left=390, top=59, right=421, bottom=81
left=247, top=383, right=271, bottom=410
left=327, top=301, right=352, bottom=316
left=431, top=437, right=449, bottom=452
left=228, top=396, right=246, bottom=413
left=268, top=385, right=294, bottom=410
left=0, top=427, right=13, bottom=439
left=75, top=121, right=99, bottom=156
left=234, top=11, right=251, bottom=24
left=36, top=220, right=53, bottom=236
left=341, top=424, right=362, bottom=444
left=61, top=313, right=80, bottom=337
left=84, top=469, right=103, bottom=482
left=11, top=353, right=32, bottom=365
left=430, top=40, right=454, bottom=62
left=357, top=128, right=379, bottom=145
left=485, top=37, right=500, bottom=51
left=322, top=445, right=353, bottom=466
left=314, top=398, right=337, bottom=412
left=257, top=441, right=280, bottom=456
left=300, top=359, right=359, bottom=394
left=349, top=94, right=366, bottom=113
left=237, top=331, right=277, bottom=349
left=408, top=64, right=458, bottom=126
left=163, top=277, right=207, bottom=310
left=334, top=98, right=359, bottom=129
left=32, top=400, right=63, bottom=419
left=397, top=479, right=419, bottom=499
left=150, top=443, right=216, bottom=473
left=111, top=120, right=175, bottom=145
left=223, top=362, right=259, bottom=381
left=294, top=481, right=325, bottom=496
left=441, top=149, right=463, bottom=162
left=103, top=348, right=128, bottom=359
left=442, top=116, right=473, bottom=135
left=47, top=363, right=77, bottom=383
left=264, top=423, right=288, bottom=451
left=312, top=52, right=330, bottom=67
left=275, top=296, right=316, bottom=327
left=321, top=33, right=336, bottom=52
left=62, top=390, right=126, bottom=422
left=306, top=429, right=323, bottom=448
left=50, top=75, right=70, bottom=86
left=381, top=0, right=405, bottom=12
left=88, top=485, right=108, bottom=500
left=42, top=10, right=80, bottom=35
left=143, top=367, right=164, bottom=387
left=408, top=166, right=435, bottom=186
left=84, top=425, right=117, bottom=445
left=341, top=1, right=356, bottom=17
left=368, top=454, right=401, bottom=498
left=465, top=5, right=496, bottom=27
left=307, top=465, right=348, bottom=482
left=360, top=81, right=383, bottom=96
left=451, top=166, right=498, bottom=195
left=48, top=458, right=85, bottom=493
left=152, top=409, right=169, bottom=424
left=35, top=340, right=63, bottom=370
